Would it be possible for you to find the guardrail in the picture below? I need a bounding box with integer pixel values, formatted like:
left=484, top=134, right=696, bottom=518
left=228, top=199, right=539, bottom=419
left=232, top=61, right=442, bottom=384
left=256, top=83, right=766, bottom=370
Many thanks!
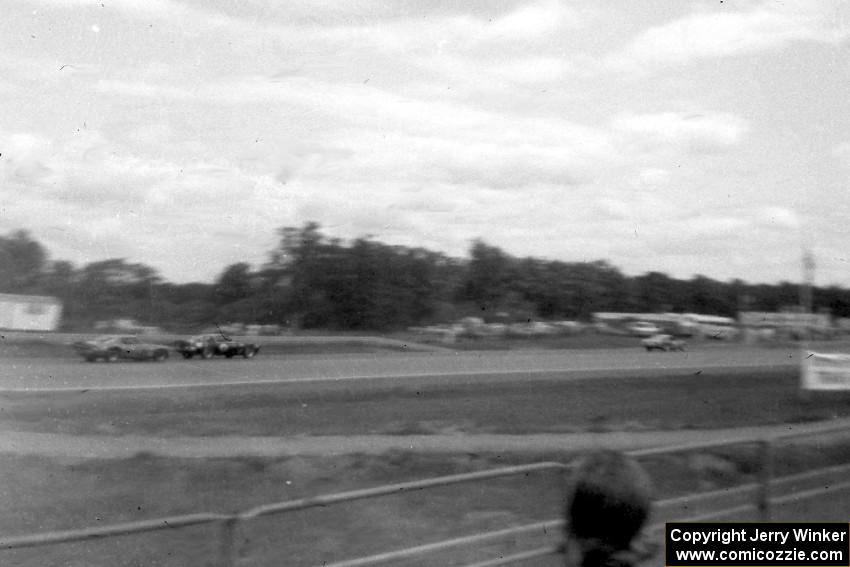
left=2, top=423, right=850, bottom=566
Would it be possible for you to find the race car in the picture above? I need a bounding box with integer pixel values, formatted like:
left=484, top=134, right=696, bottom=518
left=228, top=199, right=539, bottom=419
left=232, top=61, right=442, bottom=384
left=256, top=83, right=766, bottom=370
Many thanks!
left=641, top=333, right=687, bottom=352
left=73, top=335, right=171, bottom=362
left=174, top=334, right=260, bottom=359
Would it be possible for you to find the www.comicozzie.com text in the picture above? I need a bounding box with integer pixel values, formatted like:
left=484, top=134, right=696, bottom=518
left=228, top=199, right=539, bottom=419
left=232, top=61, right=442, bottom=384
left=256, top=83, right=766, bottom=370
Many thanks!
left=669, top=527, right=847, bottom=546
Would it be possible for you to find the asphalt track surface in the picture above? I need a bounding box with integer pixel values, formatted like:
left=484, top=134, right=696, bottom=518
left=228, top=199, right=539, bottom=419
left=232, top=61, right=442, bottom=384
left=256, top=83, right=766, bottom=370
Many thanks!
left=0, top=345, right=802, bottom=391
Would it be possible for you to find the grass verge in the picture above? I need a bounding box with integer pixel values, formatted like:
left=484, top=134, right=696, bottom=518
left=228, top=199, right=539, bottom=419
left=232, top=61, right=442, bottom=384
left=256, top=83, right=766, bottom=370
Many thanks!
left=3, top=367, right=850, bottom=437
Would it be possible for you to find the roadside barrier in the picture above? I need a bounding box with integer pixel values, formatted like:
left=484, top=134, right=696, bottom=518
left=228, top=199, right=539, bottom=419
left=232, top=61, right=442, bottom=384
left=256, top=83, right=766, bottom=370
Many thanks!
left=2, top=422, right=850, bottom=566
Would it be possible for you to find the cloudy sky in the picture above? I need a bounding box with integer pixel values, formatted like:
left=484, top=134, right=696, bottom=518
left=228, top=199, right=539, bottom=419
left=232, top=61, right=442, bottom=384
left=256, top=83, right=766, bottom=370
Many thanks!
left=2, top=0, right=849, bottom=286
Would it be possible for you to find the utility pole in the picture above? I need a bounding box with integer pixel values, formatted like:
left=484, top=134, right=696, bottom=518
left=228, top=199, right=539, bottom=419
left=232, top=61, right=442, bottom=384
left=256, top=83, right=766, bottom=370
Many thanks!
left=798, top=249, right=815, bottom=401
left=800, top=249, right=815, bottom=342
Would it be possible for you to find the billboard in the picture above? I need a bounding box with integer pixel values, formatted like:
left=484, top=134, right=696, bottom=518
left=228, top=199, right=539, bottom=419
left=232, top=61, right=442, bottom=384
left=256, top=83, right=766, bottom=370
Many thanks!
left=801, top=351, right=850, bottom=391
left=0, top=293, right=63, bottom=331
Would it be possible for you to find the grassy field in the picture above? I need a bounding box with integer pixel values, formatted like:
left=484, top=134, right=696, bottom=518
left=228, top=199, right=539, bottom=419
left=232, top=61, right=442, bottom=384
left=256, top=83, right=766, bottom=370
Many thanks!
left=3, top=437, right=850, bottom=566
left=3, top=367, right=849, bottom=437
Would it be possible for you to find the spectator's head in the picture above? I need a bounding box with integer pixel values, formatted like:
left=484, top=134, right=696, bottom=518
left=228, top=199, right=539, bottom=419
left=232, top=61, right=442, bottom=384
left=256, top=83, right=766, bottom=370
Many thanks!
left=564, top=450, right=653, bottom=566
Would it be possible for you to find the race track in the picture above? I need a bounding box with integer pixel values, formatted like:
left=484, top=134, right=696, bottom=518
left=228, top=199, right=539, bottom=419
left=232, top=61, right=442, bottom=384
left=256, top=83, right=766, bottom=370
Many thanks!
left=0, top=344, right=802, bottom=391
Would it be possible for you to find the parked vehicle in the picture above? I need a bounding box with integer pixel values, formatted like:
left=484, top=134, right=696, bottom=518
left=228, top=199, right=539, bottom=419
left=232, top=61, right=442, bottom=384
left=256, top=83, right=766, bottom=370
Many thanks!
left=641, top=333, right=686, bottom=352
left=627, top=321, right=662, bottom=337
left=703, top=325, right=740, bottom=341
left=174, top=334, right=260, bottom=359
left=73, top=335, right=170, bottom=362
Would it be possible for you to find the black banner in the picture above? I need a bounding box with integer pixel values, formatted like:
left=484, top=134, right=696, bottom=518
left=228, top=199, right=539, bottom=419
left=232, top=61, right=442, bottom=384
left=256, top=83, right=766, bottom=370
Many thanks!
left=666, top=523, right=849, bottom=566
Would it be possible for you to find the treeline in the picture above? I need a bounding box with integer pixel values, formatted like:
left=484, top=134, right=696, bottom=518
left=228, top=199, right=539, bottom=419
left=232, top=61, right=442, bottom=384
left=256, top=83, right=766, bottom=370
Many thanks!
left=2, top=224, right=849, bottom=332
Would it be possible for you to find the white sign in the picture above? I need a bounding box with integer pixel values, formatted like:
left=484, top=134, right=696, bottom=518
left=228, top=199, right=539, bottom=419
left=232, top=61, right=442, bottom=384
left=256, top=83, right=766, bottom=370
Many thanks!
left=801, top=351, right=850, bottom=391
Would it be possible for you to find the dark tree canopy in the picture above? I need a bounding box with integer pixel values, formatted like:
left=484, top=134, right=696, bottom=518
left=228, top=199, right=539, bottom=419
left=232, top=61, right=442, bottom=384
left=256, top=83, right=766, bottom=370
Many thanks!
left=215, top=263, right=252, bottom=305
left=0, top=230, right=47, bottom=292
left=1, top=225, right=848, bottom=331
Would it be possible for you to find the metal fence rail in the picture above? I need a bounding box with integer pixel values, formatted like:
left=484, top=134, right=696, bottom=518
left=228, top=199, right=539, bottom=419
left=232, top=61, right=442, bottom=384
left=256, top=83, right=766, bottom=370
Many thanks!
left=0, top=512, right=230, bottom=550
left=318, top=521, right=562, bottom=567
left=2, top=423, right=850, bottom=566
left=242, top=461, right=567, bottom=521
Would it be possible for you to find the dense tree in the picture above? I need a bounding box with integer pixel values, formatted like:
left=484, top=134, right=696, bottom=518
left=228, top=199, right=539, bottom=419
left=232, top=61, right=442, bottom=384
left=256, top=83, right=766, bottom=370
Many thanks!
left=0, top=230, right=48, bottom=292
left=568, top=260, right=631, bottom=317
left=634, top=271, right=676, bottom=312
left=820, top=286, right=850, bottom=319
left=458, top=240, right=516, bottom=311
left=4, top=226, right=850, bottom=332
left=215, top=263, right=252, bottom=305
left=264, top=225, right=457, bottom=330
left=39, top=259, right=78, bottom=320
left=685, top=275, right=736, bottom=316
left=67, top=259, right=162, bottom=325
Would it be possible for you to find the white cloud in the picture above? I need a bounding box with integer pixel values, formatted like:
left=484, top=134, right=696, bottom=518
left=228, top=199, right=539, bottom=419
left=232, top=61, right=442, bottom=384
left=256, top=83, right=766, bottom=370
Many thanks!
left=96, top=79, right=196, bottom=100
left=479, top=0, right=581, bottom=40
left=756, top=206, right=801, bottom=230
left=488, top=56, right=571, bottom=84
left=0, top=128, right=294, bottom=281
left=86, top=72, right=756, bottom=258
left=326, top=128, right=607, bottom=192
left=6, top=1, right=850, bottom=286
left=1, top=132, right=57, bottom=184
left=94, top=73, right=618, bottom=187
left=639, top=167, right=671, bottom=186
left=606, top=1, right=849, bottom=73
left=593, top=197, right=633, bottom=221
left=25, top=0, right=189, bottom=17
left=612, top=111, right=749, bottom=154
left=598, top=208, right=811, bottom=282
left=296, top=1, right=586, bottom=55
left=834, top=142, right=850, bottom=165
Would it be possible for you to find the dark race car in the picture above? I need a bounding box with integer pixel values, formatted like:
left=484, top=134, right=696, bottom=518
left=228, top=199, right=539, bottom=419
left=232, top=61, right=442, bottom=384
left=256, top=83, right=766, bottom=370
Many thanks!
left=73, top=335, right=171, bottom=362
left=174, top=334, right=260, bottom=359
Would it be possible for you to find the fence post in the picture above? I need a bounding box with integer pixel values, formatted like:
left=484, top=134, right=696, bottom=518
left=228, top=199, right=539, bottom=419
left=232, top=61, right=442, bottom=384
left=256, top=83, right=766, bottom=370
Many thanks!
left=557, top=463, right=573, bottom=559
left=756, top=440, right=773, bottom=521
left=218, top=516, right=240, bottom=567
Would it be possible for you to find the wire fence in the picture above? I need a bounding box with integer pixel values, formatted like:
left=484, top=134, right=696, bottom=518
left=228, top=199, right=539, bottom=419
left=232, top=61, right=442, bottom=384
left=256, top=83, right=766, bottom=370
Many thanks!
left=2, top=422, right=850, bottom=566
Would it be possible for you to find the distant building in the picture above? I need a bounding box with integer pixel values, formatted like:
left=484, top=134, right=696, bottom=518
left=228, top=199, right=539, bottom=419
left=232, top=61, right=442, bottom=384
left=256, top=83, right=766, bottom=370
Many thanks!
left=0, top=293, right=63, bottom=331
left=592, top=312, right=739, bottom=339
left=738, top=310, right=834, bottom=340
left=94, top=319, right=162, bottom=335
left=738, top=311, right=830, bottom=329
